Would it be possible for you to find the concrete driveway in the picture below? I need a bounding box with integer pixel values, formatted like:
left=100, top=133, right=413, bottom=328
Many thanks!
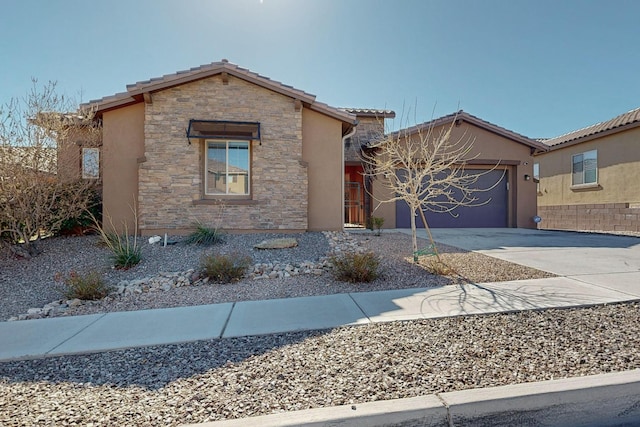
left=403, top=228, right=640, bottom=298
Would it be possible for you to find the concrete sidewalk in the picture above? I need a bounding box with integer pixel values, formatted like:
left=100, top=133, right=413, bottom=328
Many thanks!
left=2, top=227, right=639, bottom=361
left=2, top=274, right=639, bottom=361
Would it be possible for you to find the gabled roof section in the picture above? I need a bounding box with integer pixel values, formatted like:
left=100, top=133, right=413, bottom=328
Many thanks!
left=385, top=110, right=548, bottom=152
left=340, top=108, right=396, bottom=119
left=543, top=107, right=640, bottom=149
left=84, top=59, right=356, bottom=125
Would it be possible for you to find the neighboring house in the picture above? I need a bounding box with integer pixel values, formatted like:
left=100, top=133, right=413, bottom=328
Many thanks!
left=80, top=60, right=357, bottom=235
left=535, top=108, right=640, bottom=232
left=367, top=111, right=548, bottom=228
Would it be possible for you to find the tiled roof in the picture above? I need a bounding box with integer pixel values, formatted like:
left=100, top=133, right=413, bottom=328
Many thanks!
left=84, top=60, right=356, bottom=125
left=384, top=110, right=548, bottom=152
left=543, top=107, right=640, bottom=148
left=340, top=108, right=396, bottom=118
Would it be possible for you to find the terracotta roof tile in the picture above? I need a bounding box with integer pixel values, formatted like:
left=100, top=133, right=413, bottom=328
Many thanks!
left=385, top=110, right=547, bottom=152
left=543, top=107, right=640, bottom=148
left=340, top=108, right=396, bottom=118
left=84, top=60, right=355, bottom=125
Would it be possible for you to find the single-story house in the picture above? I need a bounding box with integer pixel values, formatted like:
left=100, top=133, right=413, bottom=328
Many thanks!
left=64, top=60, right=546, bottom=233
left=77, top=60, right=359, bottom=235
left=534, top=108, right=640, bottom=232
left=363, top=111, right=548, bottom=229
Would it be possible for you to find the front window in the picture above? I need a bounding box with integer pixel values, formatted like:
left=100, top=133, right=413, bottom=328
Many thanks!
left=572, top=149, right=597, bottom=185
left=205, top=140, right=249, bottom=195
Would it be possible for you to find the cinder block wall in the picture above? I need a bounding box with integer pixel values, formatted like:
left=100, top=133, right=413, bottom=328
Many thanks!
left=538, top=203, right=640, bottom=232
left=139, top=75, right=308, bottom=234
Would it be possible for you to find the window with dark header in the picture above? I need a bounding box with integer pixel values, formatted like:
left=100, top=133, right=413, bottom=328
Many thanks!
left=187, top=120, right=260, bottom=141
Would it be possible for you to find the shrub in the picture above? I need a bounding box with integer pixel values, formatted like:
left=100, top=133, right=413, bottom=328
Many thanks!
left=366, top=216, right=385, bottom=236
left=55, top=270, right=112, bottom=301
left=200, top=253, right=252, bottom=283
left=185, top=223, right=225, bottom=245
left=89, top=208, right=142, bottom=270
left=56, top=187, right=102, bottom=236
left=330, top=251, right=380, bottom=283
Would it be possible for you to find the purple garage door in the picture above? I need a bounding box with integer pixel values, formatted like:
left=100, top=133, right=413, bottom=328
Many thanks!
left=395, top=169, right=508, bottom=228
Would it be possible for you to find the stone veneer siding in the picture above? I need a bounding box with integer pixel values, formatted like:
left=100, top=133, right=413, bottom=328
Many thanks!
left=345, top=116, right=384, bottom=163
left=538, top=203, right=640, bottom=232
left=139, top=75, right=308, bottom=232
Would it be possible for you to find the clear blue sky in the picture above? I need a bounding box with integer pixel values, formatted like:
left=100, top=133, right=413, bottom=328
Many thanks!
left=1, top=0, right=639, bottom=138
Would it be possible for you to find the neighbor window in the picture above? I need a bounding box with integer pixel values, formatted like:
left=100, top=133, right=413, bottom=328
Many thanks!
left=572, top=149, right=597, bottom=185
left=205, top=140, right=250, bottom=195
left=82, top=147, right=100, bottom=179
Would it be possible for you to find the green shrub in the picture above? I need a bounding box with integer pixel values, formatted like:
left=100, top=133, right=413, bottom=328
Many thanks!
left=56, top=187, right=102, bottom=236
left=330, top=251, right=380, bottom=283
left=108, top=236, right=142, bottom=269
left=366, top=216, right=385, bottom=236
left=200, top=253, right=252, bottom=283
left=185, top=223, right=225, bottom=245
left=55, top=270, right=112, bottom=300
left=91, top=214, right=142, bottom=270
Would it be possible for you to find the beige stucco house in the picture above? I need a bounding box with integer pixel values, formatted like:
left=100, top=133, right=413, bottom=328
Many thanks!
left=81, top=60, right=357, bottom=235
left=367, top=111, right=548, bottom=229
left=535, top=108, right=640, bottom=232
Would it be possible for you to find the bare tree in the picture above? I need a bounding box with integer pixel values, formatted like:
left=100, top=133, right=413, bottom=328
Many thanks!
left=362, top=112, right=501, bottom=263
left=0, top=79, right=101, bottom=256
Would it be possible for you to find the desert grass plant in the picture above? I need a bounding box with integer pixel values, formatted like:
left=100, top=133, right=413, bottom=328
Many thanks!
left=55, top=270, right=112, bottom=301
left=89, top=206, right=141, bottom=269
left=200, top=252, right=252, bottom=284
left=421, top=257, right=456, bottom=276
left=185, top=223, right=225, bottom=246
left=330, top=251, right=380, bottom=283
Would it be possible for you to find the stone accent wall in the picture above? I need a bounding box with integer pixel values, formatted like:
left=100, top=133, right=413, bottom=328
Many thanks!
left=139, top=75, right=308, bottom=233
left=345, top=116, right=384, bottom=162
left=538, top=203, right=640, bottom=232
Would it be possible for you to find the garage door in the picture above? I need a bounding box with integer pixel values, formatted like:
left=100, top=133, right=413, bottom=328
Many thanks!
left=395, top=169, right=508, bottom=228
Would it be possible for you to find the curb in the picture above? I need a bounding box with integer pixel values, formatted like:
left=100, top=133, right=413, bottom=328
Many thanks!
left=183, top=369, right=640, bottom=426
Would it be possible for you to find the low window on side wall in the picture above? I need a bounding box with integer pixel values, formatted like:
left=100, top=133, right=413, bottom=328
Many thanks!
left=82, top=147, right=100, bottom=179
left=572, top=149, right=597, bottom=186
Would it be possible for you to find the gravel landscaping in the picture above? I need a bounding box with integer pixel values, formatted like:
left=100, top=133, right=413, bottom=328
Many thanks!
left=2, top=230, right=638, bottom=426
left=0, top=231, right=554, bottom=321
left=1, top=302, right=639, bottom=426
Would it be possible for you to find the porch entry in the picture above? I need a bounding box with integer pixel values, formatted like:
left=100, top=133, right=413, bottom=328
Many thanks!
left=345, top=165, right=366, bottom=227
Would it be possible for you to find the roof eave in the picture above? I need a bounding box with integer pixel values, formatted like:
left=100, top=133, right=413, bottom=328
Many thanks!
left=544, top=120, right=640, bottom=152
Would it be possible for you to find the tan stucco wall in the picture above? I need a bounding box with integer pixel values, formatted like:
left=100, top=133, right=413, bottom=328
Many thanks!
left=302, top=108, right=343, bottom=231
left=138, top=75, right=311, bottom=234
left=370, top=121, right=538, bottom=228
left=535, top=126, right=640, bottom=206
left=102, top=103, right=145, bottom=233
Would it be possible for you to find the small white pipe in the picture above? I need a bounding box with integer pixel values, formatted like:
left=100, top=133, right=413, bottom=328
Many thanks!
left=164, top=233, right=167, bottom=247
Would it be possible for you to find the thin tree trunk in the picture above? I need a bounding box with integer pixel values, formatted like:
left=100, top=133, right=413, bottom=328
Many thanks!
left=418, top=208, right=442, bottom=264
left=410, top=206, right=418, bottom=262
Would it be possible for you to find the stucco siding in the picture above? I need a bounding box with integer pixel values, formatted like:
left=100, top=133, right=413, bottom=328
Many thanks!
left=535, top=126, right=640, bottom=232
left=536, top=126, right=640, bottom=206
left=302, top=108, right=343, bottom=231
left=370, top=121, right=538, bottom=228
left=102, top=103, right=145, bottom=233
